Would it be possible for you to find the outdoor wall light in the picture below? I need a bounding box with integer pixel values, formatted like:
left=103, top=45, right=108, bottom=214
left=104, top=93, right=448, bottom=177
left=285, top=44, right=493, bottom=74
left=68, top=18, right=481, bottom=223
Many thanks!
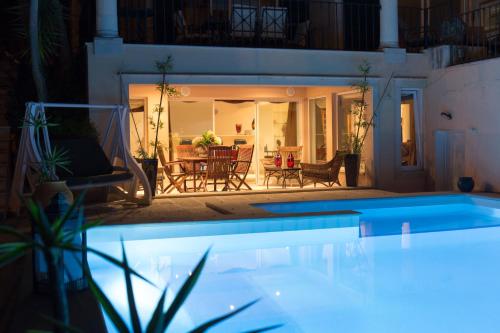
left=286, top=87, right=295, bottom=97
left=440, top=111, right=453, bottom=120
left=180, top=86, right=191, bottom=97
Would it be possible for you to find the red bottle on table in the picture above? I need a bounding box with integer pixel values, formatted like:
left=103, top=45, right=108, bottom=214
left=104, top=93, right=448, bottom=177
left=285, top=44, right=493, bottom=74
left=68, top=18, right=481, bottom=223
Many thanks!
left=274, top=152, right=282, bottom=167
left=287, top=153, right=294, bottom=168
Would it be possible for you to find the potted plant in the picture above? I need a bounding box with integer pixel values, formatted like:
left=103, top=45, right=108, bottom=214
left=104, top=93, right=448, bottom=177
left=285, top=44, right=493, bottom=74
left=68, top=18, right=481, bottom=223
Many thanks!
left=192, top=130, right=222, bottom=157
left=343, top=61, right=393, bottom=186
left=136, top=56, right=178, bottom=196
left=24, top=112, right=72, bottom=207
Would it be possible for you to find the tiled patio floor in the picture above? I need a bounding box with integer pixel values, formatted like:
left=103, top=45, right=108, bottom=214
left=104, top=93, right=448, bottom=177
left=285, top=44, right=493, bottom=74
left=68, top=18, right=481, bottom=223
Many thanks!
left=86, top=188, right=396, bottom=225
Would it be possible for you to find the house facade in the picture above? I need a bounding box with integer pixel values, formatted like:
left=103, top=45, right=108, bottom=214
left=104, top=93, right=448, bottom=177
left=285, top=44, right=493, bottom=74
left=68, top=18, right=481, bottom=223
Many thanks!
left=86, top=0, right=500, bottom=192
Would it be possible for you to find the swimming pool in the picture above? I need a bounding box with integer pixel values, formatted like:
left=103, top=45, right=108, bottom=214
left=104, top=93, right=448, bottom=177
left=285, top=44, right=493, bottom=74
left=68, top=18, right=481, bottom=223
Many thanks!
left=88, top=194, right=500, bottom=332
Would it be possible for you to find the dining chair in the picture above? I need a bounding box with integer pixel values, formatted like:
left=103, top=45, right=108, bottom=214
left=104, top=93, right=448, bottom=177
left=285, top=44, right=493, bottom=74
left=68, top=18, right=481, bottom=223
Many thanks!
left=200, top=145, right=233, bottom=192
left=230, top=144, right=254, bottom=190
left=157, top=147, right=186, bottom=193
left=175, top=144, right=199, bottom=191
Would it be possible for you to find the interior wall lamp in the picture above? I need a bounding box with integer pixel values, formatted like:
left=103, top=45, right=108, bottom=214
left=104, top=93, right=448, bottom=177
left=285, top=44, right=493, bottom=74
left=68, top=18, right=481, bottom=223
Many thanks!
left=440, top=111, right=453, bottom=120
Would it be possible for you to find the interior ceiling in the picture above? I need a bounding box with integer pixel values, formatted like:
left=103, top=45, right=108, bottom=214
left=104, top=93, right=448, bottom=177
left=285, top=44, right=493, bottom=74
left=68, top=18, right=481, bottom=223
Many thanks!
left=129, top=84, right=354, bottom=97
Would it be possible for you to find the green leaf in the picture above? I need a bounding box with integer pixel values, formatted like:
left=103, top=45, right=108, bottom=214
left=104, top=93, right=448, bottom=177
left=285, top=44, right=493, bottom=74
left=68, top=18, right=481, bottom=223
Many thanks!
left=161, top=249, right=210, bottom=332
left=189, top=299, right=259, bottom=333
left=80, top=246, right=156, bottom=287
left=0, top=225, right=31, bottom=242
left=39, top=314, right=84, bottom=333
left=52, top=191, right=86, bottom=238
left=0, top=243, right=30, bottom=268
left=121, top=240, right=142, bottom=333
left=241, top=324, right=284, bottom=333
left=84, top=266, right=130, bottom=333
left=145, top=288, right=167, bottom=333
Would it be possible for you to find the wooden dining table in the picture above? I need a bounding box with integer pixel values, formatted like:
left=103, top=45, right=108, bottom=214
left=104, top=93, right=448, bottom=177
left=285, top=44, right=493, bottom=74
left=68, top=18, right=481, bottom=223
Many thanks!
left=179, top=156, right=207, bottom=192
left=179, top=153, right=239, bottom=192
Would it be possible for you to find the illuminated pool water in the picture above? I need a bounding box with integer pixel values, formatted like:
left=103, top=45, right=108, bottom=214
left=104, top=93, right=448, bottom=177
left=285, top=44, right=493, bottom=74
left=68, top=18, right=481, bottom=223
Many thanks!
left=88, top=194, right=500, bottom=332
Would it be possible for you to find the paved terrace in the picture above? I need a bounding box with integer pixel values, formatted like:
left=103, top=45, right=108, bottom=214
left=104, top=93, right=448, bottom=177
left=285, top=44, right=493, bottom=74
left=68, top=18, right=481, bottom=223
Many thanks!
left=86, top=188, right=395, bottom=225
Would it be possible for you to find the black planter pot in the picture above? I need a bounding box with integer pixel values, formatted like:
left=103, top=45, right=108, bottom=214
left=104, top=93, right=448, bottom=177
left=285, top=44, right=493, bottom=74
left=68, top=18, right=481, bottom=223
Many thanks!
left=457, top=176, right=475, bottom=193
left=344, top=153, right=361, bottom=187
left=141, top=158, right=158, bottom=197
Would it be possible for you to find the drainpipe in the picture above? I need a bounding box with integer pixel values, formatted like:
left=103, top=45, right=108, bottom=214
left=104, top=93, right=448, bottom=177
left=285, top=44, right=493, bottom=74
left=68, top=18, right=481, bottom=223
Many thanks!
left=96, top=0, right=119, bottom=38
left=379, top=0, right=399, bottom=48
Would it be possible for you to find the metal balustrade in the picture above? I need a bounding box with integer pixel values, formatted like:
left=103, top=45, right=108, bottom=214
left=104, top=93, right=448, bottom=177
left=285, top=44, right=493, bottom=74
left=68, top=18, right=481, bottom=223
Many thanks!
left=117, top=0, right=380, bottom=51
left=399, top=2, right=500, bottom=64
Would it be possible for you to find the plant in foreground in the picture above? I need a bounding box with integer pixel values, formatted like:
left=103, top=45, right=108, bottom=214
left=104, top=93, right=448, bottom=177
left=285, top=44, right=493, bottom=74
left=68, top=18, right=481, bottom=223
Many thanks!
left=86, top=242, right=282, bottom=333
left=0, top=196, right=281, bottom=332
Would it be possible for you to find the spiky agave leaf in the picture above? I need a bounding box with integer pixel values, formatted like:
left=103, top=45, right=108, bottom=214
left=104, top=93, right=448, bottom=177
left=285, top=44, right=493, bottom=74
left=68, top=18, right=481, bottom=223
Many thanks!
left=160, top=249, right=210, bottom=332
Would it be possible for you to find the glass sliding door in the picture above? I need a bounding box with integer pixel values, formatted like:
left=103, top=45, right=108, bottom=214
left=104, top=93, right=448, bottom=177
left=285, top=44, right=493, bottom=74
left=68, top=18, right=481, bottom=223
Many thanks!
left=337, top=92, right=362, bottom=151
left=309, top=97, right=327, bottom=163
left=257, top=101, right=299, bottom=184
left=214, top=100, right=257, bottom=181
left=129, top=99, right=147, bottom=158
left=168, top=100, right=213, bottom=160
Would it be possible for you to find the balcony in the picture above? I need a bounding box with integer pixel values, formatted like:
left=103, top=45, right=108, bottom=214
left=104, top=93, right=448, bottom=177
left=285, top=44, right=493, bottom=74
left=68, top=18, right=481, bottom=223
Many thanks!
left=118, top=0, right=380, bottom=51
left=398, top=2, right=500, bottom=64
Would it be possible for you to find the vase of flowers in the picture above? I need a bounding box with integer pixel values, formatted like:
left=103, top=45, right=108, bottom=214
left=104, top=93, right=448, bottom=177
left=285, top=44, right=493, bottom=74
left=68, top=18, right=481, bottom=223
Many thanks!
left=192, top=130, right=222, bottom=157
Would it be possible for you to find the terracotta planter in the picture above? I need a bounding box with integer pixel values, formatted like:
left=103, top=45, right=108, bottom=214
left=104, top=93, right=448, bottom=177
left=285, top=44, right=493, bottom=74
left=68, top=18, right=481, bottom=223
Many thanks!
left=141, top=158, right=158, bottom=197
left=33, top=181, right=74, bottom=208
left=344, top=153, right=361, bottom=187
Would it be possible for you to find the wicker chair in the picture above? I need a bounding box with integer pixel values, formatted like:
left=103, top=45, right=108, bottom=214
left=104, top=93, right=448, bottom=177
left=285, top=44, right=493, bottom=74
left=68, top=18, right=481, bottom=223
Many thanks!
left=200, top=146, right=233, bottom=192
left=230, top=144, right=254, bottom=190
left=301, top=151, right=346, bottom=187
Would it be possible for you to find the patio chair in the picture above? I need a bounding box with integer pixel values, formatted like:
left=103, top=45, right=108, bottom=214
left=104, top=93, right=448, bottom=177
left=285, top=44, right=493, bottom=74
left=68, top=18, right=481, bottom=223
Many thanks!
left=199, top=145, right=233, bottom=192
left=174, top=10, right=211, bottom=43
left=289, top=20, right=310, bottom=48
left=230, top=144, right=254, bottom=190
left=231, top=4, right=257, bottom=38
left=301, top=150, right=346, bottom=187
left=261, top=6, right=287, bottom=40
left=157, top=147, right=186, bottom=193
left=175, top=144, right=199, bottom=191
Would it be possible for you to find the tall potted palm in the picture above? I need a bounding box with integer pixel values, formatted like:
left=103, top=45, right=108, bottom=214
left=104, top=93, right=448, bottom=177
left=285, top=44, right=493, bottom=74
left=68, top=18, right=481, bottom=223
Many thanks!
left=344, top=62, right=393, bottom=186
left=138, top=56, right=177, bottom=196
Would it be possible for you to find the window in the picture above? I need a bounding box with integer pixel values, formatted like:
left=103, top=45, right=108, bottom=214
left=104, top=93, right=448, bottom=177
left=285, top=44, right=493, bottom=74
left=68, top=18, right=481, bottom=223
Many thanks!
left=400, top=90, right=422, bottom=169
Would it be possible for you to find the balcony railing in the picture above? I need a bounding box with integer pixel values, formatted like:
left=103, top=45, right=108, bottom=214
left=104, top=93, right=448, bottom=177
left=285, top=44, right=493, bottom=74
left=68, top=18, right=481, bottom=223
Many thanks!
left=118, top=0, right=380, bottom=51
left=399, top=2, right=500, bottom=64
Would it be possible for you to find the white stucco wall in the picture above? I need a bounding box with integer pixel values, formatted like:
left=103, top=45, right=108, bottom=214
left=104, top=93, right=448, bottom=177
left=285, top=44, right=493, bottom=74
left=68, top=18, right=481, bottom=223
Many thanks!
left=424, top=57, right=500, bottom=192
left=87, top=42, right=430, bottom=191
